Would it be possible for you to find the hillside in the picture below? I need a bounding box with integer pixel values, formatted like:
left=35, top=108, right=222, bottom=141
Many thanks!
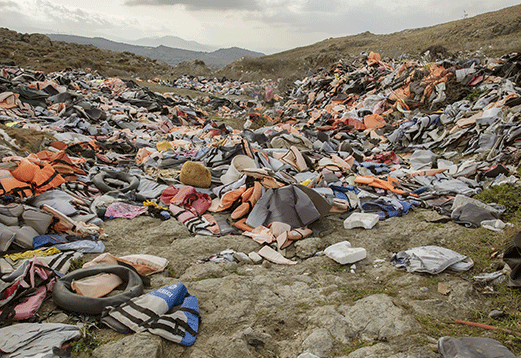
left=0, top=28, right=171, bottom=78
left=46, top=34, right=264, bottom=68
left=215, top=3, right=521, bottom=84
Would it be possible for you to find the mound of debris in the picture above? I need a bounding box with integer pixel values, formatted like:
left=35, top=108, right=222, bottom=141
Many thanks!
left=0, top=50, right=520, bottom=357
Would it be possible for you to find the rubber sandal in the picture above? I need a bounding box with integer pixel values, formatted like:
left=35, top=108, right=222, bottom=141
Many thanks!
left=258, top=245, right=296, bottom=265
left=287, top=228, right=313, bottom=240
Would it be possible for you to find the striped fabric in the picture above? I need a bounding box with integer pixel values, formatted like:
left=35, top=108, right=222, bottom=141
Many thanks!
left=102, top=283, right=200, bottom=346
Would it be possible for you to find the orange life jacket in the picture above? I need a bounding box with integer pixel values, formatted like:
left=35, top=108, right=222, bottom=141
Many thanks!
left=0, top=169, right=34, bottom=198
left=11, top=160, right=66, bottom=195
left=36, top=150, right=87, bottom=181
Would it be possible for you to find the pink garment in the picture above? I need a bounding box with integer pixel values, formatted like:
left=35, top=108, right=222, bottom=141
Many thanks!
left=265, top=86, right=273, bottom=101
left=105, top=202, right=148, bottom=219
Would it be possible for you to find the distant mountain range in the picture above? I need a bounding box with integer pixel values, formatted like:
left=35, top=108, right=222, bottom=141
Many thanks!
left=46, top=34, right=264, bottom=68
left=129, top=35, right=218, bottom=52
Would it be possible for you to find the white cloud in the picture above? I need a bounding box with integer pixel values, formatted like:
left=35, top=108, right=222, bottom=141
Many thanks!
left=0, top=1, right=18, bottom=8
left=123, top=0, right=260, bottom=11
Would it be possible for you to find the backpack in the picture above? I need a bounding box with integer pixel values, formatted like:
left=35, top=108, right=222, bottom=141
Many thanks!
left=0, top=258, right=57, bottom=326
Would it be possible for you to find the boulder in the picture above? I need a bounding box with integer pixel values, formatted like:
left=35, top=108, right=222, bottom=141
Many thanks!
left=294, top=237, right=325, bottom=259
left=301, top=328, right=335, bottom=357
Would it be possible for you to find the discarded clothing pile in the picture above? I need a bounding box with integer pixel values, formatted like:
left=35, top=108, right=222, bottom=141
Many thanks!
left=170, top=75, right=279, bottom=101
left=0, top=53, right=519, bottom=263
left=0, top=50, right=520, bottom=351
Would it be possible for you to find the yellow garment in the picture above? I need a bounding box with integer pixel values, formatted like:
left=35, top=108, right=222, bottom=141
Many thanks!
left=300, top=179, right=312, bottom=187
left=5, top=247, right=61, bottom=261
left=156, top=140, right=174, bottom=151
left=143, top=200, right=168, bottom=211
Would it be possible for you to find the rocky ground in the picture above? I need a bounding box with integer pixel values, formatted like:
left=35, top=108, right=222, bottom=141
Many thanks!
left=42, top=205, right=520, bottom=358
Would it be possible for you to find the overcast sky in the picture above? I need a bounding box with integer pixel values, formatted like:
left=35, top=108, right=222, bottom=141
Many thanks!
left=0, top=0, right=518, bottom=54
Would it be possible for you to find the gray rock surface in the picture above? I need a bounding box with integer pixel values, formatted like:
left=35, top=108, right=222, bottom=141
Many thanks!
left=301, top=328, right=335, bottom=357
left=295, top=237, right=326, bottom=259
left=346, top=342, right=439, bottom=358
left=92, top=332, right=162, bottom=358
left=339, top=294, right=420, bottom=340
left=298, top=353, right=320, bottom=358
left=309, top=305, right=353, bottom=344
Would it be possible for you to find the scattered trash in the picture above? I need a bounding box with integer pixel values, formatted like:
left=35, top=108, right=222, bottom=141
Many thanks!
left=501, top=232, right=521, bottom=287
left=438, top=336, right=516, bottom=358
left=438, top=283, right=451, bottom=295
left=324, top=241, right=367, bottom=265
left=488, top=310, right=506, bottom=319
left=343, top=212, right=380, bottom=229
left=392, top=246, right=474, bottom=274
left=473, top=271, right=505, bottom=285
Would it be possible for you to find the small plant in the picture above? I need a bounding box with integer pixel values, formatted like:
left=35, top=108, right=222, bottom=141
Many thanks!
left=412, top=223, right=445, bottom=232
left=323, top=263, right=349, bottom=273
left=167, top=266, right=177, bottom=278
left=68, top=257, right=85, bottom=272
left=296, top=301, right=311, bottom=310
left=464, top=87, right=488, bottom=102
left=338, top=285, right=398, bottom=302
left=332, top=338, right=373, bottom=356
left=69, top=326, right=101, bottom=355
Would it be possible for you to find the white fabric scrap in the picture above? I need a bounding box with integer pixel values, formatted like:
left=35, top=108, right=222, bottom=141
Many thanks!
left=394, top=246, right=473, bottom=274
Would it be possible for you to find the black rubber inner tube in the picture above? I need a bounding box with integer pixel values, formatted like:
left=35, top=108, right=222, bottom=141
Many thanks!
left=52, top=264, right=144, bottom=315
left=92, top=171, right=139, bottom=193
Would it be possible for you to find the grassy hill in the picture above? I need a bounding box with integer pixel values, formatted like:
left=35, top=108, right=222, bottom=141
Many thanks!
left=0, top=28, right=171, bottom=79
left=215, top=4, right=521, bottom=86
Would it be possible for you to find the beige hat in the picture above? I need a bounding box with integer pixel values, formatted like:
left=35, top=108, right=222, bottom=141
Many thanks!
left=220, top=155, right=257, bottom=184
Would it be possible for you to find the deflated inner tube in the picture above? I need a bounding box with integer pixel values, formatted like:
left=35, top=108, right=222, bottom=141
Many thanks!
left=92, top=171, right=139, bottom=193
left=52, top=264, right=144, bottom=315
